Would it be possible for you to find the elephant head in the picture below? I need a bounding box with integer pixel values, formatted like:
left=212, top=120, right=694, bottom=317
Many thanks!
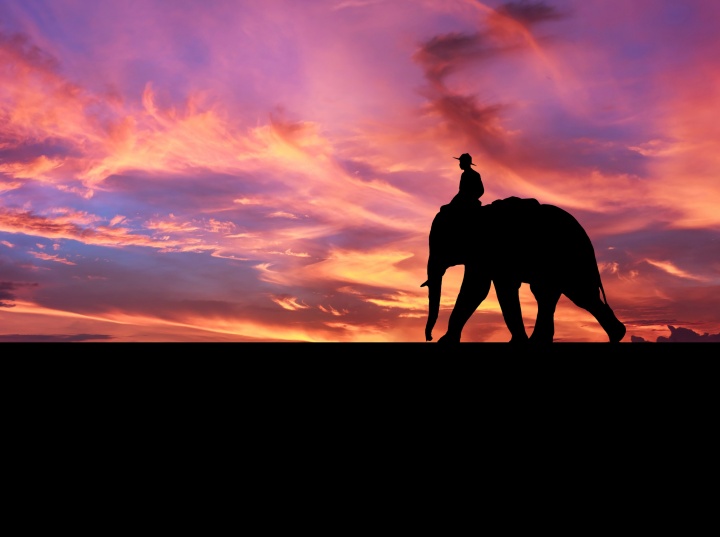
left=420, top=205, right=480, bottom=341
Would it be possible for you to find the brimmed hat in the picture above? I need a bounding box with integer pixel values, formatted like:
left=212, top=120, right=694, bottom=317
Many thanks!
left=453, top=153, right=476, bottom=166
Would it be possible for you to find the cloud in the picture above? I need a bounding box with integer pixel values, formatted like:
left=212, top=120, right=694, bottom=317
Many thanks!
left=29, top=251, right=76, bottom=265
left=271, top=295, right=311, bottom=311
left=268, top=211, right=301, bottom=220
left=492, top=1, right=566, bottom=28
left=632, top=325, right=720, bottom=343
left=0, top=207, right=193, bottom=251
left=642, top=259, right=709, bottom=282
left=0, top=333, right=114, bottom=342
left=410, top=1, right=569, bottom=167
left=332, top=0, right=384, bottom=10
left=0, top=30, right=93, bottom=172
left=0, top=30, right=59, bottom=72
left=413, top=32, right=497, bottom=87
left=0, top=281, right=39, bottom=308
left=414, top=2, right=565, bottom=86
left=0, top=155, right=65, bottom=180
left=318, top=304, right=347, bottom=316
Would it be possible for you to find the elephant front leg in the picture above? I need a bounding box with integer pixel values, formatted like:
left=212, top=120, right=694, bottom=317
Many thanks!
left=495, top=280, right=528, bottom=343
left=440, top=268, right=491, bottom=343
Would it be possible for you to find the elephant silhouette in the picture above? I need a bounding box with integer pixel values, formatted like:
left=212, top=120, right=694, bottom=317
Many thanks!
left=421, top=196, right=626, bottom=343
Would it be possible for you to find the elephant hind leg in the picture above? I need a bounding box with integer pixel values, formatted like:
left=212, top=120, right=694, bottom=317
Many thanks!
left=529, top=284, right=561, bottom=344
left=565, top=288, right=626, bottom=343
left=598, top=303, right=626, bottom=342
left=495, top=280, right=528, bottom=343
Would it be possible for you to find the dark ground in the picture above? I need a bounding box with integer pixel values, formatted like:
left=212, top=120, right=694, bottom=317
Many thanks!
left=5, top=342, right=716, bottom=523
left=6, top=342, right=717, bottom=474
left=7, top=342, right=716, bottom=390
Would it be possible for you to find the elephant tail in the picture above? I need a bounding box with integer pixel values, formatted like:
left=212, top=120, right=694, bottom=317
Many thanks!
left=596, top=263, right=626, bottom=342
left=597, top=265, right=612, bottom=307
left=600, top=279, right=609, bottom=306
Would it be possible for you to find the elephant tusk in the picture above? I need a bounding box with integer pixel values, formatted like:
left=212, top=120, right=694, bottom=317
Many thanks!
left=420, top=280, right=429, bottom=287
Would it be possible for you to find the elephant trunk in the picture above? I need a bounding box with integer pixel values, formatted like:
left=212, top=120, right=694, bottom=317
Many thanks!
left=421, top=264, right=445, bottom=341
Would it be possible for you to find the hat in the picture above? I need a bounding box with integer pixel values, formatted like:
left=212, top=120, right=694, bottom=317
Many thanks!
left=453, top=153, right=476, bottom=166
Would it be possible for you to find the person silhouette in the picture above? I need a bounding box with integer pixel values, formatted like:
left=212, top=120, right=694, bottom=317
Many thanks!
left=449, top=153, right=484, bottom=209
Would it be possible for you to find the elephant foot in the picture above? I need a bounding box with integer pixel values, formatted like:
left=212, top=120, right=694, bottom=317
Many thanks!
left=509, top=334, right=529, bottom=344
left=437, top=332, right=461, bottom=344
left=528, top=334, right=553, bottom=345
left=599, top=304, right=626, bottom=343
left=607, top=319, right=626, bottom=343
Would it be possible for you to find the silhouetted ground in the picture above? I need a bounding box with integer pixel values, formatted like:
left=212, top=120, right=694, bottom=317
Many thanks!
left=5, top=341, right=718, bottom=357
left=13, top=339, right=715, bottom=361
left=6, top=340, right=715, bottom=514
left=4, top=342, right=717, bottom=439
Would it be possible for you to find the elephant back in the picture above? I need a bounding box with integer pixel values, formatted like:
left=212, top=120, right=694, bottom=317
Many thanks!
left=433, top=196, right=542, bottom=262
left=431, top=195, right=594, bottom=263
left=481, top=197, right=542, bottom=252
left=482, top=196, right=540, bottom=223
left=479, top=197, right=597, bottom=277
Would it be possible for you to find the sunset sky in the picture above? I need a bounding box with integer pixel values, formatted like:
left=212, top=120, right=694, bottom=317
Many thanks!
left=1, top=0, right=719, bottom=343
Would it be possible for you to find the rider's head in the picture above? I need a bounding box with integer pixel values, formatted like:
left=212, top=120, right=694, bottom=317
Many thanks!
left=453, top=153, right=476, bottom=169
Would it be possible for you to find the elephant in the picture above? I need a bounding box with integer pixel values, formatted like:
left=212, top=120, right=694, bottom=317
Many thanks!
left=420, top=196, right=626, bottom=343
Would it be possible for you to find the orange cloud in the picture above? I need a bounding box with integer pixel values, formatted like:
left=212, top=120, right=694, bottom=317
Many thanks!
left=271, top=296, right=311, bottom=311
left=643, top=259, right=709, bottom=282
